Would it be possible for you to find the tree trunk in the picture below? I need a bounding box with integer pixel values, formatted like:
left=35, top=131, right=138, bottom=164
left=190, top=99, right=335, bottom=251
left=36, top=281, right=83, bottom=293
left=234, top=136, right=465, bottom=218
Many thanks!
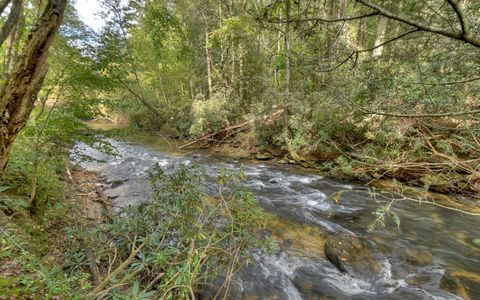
left=0, top=0, right=23, bottom=47
left=3, top=7, right=24, bottom=80
left=239, top=42, right=244, bottom=101
left=284, top=0, right=290, bottom=100
left=283, top=0, right=300, bottom=161
left=372, top=17, right=388, bottom=58
left=205, top=30, right=213, bottom=96
left=3, top=33, right=15, bottom=80
left=0, top=0, right=67, bottom=170
left=275, top=14, right=282, bottom=88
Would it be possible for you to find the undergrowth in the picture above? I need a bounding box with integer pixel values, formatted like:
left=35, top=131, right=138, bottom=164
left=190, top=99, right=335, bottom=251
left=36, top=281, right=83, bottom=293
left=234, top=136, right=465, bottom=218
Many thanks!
left=65, top=163, right=273, bottom=299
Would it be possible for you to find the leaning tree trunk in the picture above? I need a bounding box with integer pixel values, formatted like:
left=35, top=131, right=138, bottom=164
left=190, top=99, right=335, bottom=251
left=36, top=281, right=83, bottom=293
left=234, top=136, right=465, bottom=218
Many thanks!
left=0, top=0, right=68, bottom=170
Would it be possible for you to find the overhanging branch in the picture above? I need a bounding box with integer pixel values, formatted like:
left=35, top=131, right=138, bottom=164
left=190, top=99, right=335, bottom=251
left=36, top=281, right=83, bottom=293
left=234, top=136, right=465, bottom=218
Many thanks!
left=262, top=12, right=379, bottom=24
left=340, top=95, right=480, bottom=118
left=356, top=0, right=480, bottom=48
left=446, top=0, right=466, bottom=35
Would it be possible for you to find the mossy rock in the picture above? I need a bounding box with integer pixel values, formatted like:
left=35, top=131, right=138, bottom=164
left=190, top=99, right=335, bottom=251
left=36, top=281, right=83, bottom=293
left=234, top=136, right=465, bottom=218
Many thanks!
left=255, top=152, right=273, bottom=160
left=324, top=232, right=386, bottom=282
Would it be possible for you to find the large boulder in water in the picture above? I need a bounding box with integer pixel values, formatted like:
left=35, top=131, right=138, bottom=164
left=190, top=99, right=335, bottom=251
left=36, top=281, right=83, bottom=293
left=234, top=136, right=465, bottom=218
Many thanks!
left=324, top=232, right=386, bottom=282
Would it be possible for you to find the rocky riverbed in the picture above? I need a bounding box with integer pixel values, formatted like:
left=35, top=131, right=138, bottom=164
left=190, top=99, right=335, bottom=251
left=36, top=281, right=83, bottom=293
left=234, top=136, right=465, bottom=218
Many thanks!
left=72, top=136, right=480, bottom=299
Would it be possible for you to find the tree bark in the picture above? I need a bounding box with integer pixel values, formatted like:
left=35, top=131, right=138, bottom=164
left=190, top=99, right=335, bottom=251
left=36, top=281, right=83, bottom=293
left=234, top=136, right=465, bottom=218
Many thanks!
left=0, top=0, right=67, bottom=170
left=275, top=14, right=282, bottom=88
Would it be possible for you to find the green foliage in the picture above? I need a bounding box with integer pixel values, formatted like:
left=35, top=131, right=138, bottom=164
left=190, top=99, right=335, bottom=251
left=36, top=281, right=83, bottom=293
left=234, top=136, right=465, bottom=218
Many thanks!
left=66, top=163, right=271, bottom=298
left=0, top=101, right=114, bottom=219
left=129, top=106, right=166, bottom=133
left=188, top=93, right=231, bottom=137
left=0, top=186, right=11, bottom=192
left=0, top=219, right=90, bottom=299
left=210, top=16, right=256, bottom=45
left=367, top=203, right=401, bottom=233
left=366, top=188, right=402, bottom=233
left=143, top=2, right=182, bottom=57
left=113, top=281, right=156, bottom=300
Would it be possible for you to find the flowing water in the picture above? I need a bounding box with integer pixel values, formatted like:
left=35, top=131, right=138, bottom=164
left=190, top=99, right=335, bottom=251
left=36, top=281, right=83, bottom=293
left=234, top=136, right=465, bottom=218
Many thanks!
left=72, top=130, right=480, bottom=300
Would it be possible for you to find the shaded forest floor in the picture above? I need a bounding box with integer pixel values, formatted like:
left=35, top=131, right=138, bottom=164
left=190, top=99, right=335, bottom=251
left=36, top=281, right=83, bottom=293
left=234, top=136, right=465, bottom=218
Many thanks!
left=0, top=165, right=111, bottom=298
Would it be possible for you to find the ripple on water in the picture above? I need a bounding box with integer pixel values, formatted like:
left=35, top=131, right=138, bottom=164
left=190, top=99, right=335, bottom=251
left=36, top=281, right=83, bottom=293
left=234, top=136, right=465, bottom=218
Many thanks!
left=72, top=138, right=480, bottom=300
left=301, top=191, right=328, bottom=208
left=285, top=174, right=321, bottom=184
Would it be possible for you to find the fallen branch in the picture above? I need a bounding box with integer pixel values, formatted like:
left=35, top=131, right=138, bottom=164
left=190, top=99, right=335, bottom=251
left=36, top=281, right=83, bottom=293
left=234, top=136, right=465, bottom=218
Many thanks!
left=178, top=108, right=284, bottom=149
left=339, top=94, right=480, bottom=118
left=179, top=120, right=253, bottom=149
left=95, top=186, right=115, bottom=214
left=86, top=248, right=101, bottom=286
left=86, top=239, right=144, bottom=298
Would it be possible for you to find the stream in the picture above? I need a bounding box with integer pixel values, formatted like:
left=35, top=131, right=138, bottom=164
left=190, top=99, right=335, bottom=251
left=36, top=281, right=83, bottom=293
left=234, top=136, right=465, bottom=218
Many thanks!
left=71, top=132, right=480, bottom=300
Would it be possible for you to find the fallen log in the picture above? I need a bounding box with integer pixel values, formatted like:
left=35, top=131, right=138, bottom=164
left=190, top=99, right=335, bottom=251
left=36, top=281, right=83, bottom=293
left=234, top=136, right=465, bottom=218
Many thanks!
left=178, top=120, right=253, bottom=149
left=178, top=108, right=284, bottom=149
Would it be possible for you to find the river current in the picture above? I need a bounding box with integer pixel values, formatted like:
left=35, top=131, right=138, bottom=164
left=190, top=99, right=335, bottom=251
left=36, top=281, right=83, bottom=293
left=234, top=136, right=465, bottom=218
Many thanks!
left=72, top=134, right=480, bottom=300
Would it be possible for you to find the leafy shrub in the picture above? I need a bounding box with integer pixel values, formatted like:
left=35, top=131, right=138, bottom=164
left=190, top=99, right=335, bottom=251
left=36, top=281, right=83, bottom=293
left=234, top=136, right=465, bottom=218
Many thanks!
left=129, top=106, right=166, bottom=133
left=173, top=105, right=193, bottom=137
left=188, top=93, right=231, bottom=137
left=0, top=216, right=91, bottom=298
left=77, top=163, right=272, bottom=298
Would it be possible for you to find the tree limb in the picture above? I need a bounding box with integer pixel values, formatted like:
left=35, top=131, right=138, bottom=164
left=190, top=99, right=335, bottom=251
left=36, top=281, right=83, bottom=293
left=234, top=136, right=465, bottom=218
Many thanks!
left=178, top=109, right=284, bottom=149
left=357, top=28, right=419, bottom=53
left=345, top=96, right=480, bottom=118
left=371, top=109, right=480, bottom=118
left=263, top=12, right=379, bottom=24
left=446, top=0, right=466, bottom=35
left=356, top=0, right=480, bottom=48
left=87, top=240, right=145, bottom=298
left=319, top=29, right=419, bottom=72
left=403, top=76, right=480, bottom=86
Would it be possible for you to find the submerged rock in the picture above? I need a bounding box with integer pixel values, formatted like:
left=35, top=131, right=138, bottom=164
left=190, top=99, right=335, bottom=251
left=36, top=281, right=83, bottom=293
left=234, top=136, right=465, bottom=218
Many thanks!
left=440, top=269, right=471, bottom=300
left=292, top=266, right=349, bottom=300
left=401, top=247, right=432, bottom=266
left=324, top=232, right=386, bottom=282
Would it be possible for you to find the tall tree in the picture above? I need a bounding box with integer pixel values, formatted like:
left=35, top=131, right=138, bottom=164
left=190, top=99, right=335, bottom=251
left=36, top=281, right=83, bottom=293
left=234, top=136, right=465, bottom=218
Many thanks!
left=0, top=0, right=68, bottom=170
